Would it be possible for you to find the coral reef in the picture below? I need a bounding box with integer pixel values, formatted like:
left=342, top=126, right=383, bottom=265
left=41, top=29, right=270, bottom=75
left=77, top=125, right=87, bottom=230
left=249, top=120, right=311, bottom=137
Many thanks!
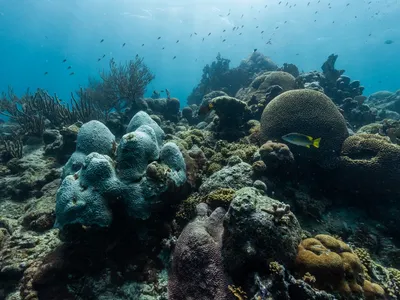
left=169, top=203, right=230, bottom=300
left=336, top=133, right=400, bottom=196
left=260, top=89, right=349, bottom=167
left=62, top=120, right=116, bottom=179
left=55, top=111, right=186, bottom=230
left=199, top=158, right=253, bottom=195
left=236, top=71, right=296, bottom=119
left=295, top=234, right=385, bottom=298
left=222, top=187, right=302, bottom=274
left=209, top=96, right=250, bottom=140
left=187, top=52, right=278, bottom=106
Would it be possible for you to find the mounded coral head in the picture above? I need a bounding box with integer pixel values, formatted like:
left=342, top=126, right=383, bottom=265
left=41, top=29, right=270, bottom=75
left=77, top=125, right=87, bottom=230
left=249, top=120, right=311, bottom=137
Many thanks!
left=238, top=71, right=296, bottom=105
left=222, top=187, right=302, bottom=274
left=126, top=111, right=165, bottom=146
left=55, top=153, right=117, bottom=229
left=337, top=133, right=400, bottom=195
left=259, top=140, right=295, bottom=171
left=260, top=89, right=349, bottom=168
left=295, top=234, right=384, bottom=298
left=116, top=125, right=160, bottom=182
left=62, top=120, right=115, bottom=178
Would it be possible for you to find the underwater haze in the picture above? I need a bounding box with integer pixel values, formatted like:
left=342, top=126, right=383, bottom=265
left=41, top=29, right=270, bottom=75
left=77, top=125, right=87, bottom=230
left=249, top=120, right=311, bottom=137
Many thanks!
left=3, top=1, right=400, bottom=300
left=0, top=0, right=399, bottom=103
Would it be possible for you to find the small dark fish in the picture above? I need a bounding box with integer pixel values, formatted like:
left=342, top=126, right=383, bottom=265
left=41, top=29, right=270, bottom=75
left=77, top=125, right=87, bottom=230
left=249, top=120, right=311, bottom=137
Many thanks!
left=98, top=58, right=101, bottom=62
left=239, top=33, right=242, bottom=35
left=265, top=4, right=267, bottom=8
left=202, top=38, right=205, bottom=41
left=222, top=39, right=226, bottom=42
left=62, top=59, right=67, bottom=63
left=241, top=14, right=244, bottom=18
left=241, top=25, right=244, bottom=28
left=44, top=71, right=48, bottom=75
left=160, top=90, right=165, bottom=93
left=69, top=72, right=75, bottom=76
left=158, top=36, right=161, bottom=40
left=346, top=3, right=350, bottom=6
left=275, top=26, right=279, bottom=29
left=254, top=48, right=257, bottom=52
left=67, top=66, right=71, bottom=69
left=162, top=47, right=165, bottom=50
left=190, top=34, right=193, bottom=37
left=384, top=39, right=394, bottom=44
left=261, top=30, right=264, bottom=33
left=223, top=29, right=226, bottom=32
left=279, top=1, right=281, bottom=4
left=100, top=39, right=104, bottom=43
left=308, top=2, right=310, bottom=5
left=256, top=26, right=259, bottom=28
left=173, top=56, right=176, bottom=59
left=102, top=54, right=106, bottom=58
left=368, top=33, right=372, bottom=36
left=208, top=32, right=211, bottom=36
left=194, top=32, right=197, bottom=35
left=233, top=26, right=236, bottom=30
left=176, top=40, right=179, bottom=43
left=122, top=43, right=126, bottom=47
left=227, top=12, right=230, bottom=16
left=142, top=43, right=144, bottom=46
left=266, top=40, right=272, bottom=45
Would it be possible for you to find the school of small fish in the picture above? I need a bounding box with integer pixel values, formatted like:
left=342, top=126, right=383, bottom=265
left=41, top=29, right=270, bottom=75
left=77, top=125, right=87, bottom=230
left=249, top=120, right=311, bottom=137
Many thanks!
left=41, top=0, right=392, bottom=77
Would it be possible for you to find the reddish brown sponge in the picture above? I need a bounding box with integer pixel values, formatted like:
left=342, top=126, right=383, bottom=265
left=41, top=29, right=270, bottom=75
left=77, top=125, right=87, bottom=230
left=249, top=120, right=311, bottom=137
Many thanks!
left=260, top=89, right=348, bottom=167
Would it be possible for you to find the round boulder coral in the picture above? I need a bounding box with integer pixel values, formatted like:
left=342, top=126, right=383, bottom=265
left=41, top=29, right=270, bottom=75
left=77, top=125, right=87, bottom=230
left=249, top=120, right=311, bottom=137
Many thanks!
left=337, top=133, right=400, bottom=195
left=260, top=89, right=348, bottom=167
left=296, top=235, right=363, bottom=295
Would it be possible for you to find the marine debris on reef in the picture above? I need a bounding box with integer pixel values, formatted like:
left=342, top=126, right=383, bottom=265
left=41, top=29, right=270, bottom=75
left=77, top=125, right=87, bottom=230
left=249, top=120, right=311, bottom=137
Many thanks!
left=2, top=51, right=400, bottom=300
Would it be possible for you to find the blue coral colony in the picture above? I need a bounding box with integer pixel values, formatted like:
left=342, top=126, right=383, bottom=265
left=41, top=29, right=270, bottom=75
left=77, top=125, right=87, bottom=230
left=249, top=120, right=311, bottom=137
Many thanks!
left=0, top=1, right=399, bottom=300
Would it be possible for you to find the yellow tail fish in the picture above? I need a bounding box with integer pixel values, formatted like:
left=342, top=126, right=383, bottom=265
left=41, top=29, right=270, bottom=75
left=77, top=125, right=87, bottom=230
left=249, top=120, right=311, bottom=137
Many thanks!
left=282, top=133, right=321, bottom=149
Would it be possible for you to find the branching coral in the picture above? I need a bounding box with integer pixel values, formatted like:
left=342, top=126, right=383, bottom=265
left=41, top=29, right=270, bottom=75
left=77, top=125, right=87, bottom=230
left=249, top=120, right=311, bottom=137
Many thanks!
left=98, top=57, right=155, bottom=115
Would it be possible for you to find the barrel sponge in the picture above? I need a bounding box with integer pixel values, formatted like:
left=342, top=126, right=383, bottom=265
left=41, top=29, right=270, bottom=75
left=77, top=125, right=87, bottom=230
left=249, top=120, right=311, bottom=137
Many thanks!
left=116, top=125, right=160, bottom=182
left=260, top=89, right=348, bottom=167
left=126, top=111, right=165, bottom=146
left=338, top=133, right=400, bottom=194
left=159, top=142, right=186, bottom=186
left=55, top=153, right=118, bottom=229
left=62, top=120, right=115, bottom=178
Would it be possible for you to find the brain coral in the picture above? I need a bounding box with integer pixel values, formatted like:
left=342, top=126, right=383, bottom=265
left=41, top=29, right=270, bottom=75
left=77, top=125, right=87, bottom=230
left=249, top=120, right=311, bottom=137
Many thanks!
left=295, top=234, right=384, bottom=298
left=338, top=133, right=400, bottom=195
left=260, top=89, right=349, bottom=167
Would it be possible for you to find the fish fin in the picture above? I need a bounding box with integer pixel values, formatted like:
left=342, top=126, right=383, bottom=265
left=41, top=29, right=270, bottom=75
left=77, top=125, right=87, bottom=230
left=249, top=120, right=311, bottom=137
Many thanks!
left=306, top=145, right=310, bottom=148
left=306, top=135, right=313, bottom=141
left=313, top=138, right=321, bottom=148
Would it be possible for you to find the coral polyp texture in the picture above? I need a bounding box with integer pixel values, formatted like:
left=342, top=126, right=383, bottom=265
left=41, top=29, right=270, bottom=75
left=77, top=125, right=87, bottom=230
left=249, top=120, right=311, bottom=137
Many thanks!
left=55, top=111, right=186, bottom=230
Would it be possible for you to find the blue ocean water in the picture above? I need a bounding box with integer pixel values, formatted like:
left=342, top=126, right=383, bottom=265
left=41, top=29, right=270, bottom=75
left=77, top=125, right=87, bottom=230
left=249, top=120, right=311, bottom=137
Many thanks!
left=0, top=0, right=399, bottom=106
